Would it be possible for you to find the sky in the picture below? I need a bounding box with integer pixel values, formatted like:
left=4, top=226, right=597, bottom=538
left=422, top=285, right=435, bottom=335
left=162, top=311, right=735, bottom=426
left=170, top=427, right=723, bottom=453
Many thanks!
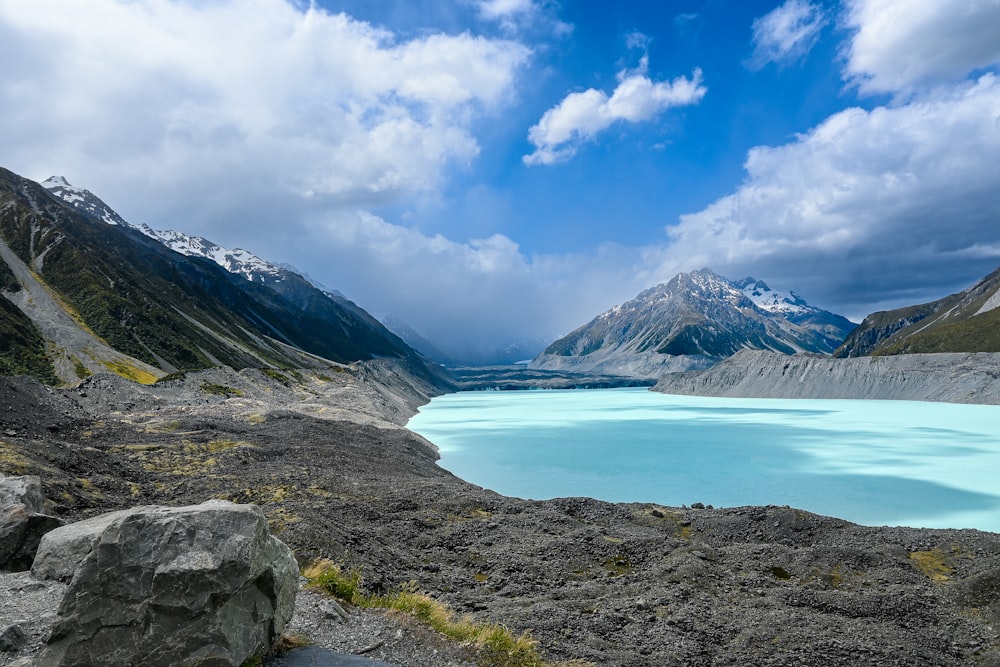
left=2, top=0, right=1000, bottom=358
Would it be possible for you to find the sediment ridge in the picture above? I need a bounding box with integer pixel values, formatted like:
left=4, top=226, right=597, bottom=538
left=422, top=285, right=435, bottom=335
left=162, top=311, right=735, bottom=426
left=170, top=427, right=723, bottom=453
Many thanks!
left=654, top=349, right=1000, bottom=404
left=1, top=360, right=999, bottom=666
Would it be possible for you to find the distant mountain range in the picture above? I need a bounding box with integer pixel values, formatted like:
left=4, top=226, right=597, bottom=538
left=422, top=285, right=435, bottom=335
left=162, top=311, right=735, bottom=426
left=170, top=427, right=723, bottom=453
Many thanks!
left=835, top=265, right=1000, bottom=357
left=531, top=269, right=857, bottom=378
left=0, top=167, right=426, bottom=385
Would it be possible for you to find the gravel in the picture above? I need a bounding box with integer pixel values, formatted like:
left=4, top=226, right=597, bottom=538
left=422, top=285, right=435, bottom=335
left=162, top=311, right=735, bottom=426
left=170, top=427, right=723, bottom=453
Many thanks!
left=1, top=363, right=999, bottom=666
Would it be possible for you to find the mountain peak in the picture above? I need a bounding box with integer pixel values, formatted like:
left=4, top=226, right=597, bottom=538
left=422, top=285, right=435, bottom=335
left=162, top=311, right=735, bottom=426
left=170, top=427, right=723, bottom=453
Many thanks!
left=532, top=269, right=856, bottom=378
left=40, top=176, right=129, bottom=226
left=42, top=175, right=72, bottom=189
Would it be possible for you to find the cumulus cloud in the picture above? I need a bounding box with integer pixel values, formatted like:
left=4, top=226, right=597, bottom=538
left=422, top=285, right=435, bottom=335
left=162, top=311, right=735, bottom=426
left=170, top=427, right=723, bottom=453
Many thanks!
left=0, top=0, right=530, bottom=224
left=747, top=0, right=825, bottom=70
left=843, top=0, right=1000, bottom=96
left=523, top=62, right=706, bottom=165
left=657, top=75, right=1000, bottom=318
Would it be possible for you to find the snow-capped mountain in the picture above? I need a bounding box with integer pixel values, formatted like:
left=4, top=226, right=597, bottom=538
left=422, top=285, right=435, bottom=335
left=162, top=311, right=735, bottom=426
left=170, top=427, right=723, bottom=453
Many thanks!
left=42, top=176, right=287, bottom=285
left=41, top=176, right=130, bottom=227
left=735, top=277, right=810, bottom=315
left=0, top=167, right=434, bottom=385
left=34, top=173, right=423, bottom=372
left=531, top=269, right=856, bottom=379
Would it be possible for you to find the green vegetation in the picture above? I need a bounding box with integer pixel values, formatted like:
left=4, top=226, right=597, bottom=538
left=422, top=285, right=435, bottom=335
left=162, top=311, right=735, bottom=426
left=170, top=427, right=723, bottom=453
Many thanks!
left=910, top=549, right=955, bottom=583
left=0, top=295, right=59, bottom=384
left=880, top=307, right=1000, bottom=355
left=303, top=559, right=577, bottom=667
left=72, top=356, right=92, bottom=380
left=262, top=369, right=290, bottom=384
left=602, top=554, right=632, bottom=577
left=200, top=381, right=244, bottom=397
left=0, top=257, right=19, bottom=292
left=102, top=359, right=159, bottom=385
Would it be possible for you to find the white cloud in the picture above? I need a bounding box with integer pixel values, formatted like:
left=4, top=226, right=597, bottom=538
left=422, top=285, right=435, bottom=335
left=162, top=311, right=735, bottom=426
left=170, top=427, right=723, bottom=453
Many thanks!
left=474, top=0, right=571, bottom=36
left=0, top=0, right=530, bottom=219
left=747, top=0, right=825, bottom=70
left=843, top=0, right=1000, bottom=96
left=657, top=75, right=1000, bottom=318
left=523, top=66, right=706, bottom=165
left=477, top=0, right=536, bottom=21
left=292, top=210, right=649, bottom=355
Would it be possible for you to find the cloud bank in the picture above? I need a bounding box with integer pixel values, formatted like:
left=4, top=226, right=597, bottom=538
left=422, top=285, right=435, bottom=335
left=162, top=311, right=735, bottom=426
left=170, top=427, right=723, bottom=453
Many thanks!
left=843, top=0, right=1000, bottom=96
left=663, top=7, right=1000, bottom=318
left=0, top=0, right=529, bottom=218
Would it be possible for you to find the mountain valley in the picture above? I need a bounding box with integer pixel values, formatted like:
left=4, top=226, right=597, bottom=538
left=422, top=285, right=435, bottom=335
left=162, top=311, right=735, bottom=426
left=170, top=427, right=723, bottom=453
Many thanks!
left=1, top=164, right=999, bottom=666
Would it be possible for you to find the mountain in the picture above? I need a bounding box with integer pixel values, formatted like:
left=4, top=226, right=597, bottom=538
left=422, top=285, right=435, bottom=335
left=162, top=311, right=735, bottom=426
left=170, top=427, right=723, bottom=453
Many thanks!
left=379, top=315, right=456, bottom=366
left=834, top=265, right=1000, bottom=357
left=0, top=167, right=423, bottom=385
left=531, top=269, right=856, bottom=378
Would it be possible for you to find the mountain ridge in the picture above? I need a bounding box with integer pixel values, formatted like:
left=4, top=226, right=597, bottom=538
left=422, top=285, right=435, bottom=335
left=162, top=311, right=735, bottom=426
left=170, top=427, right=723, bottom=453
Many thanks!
left=531, top=269, right=856, bottom=378
left=835, top=265, right=1000, bottom=357
left=0, top=166, right=426, bottom=385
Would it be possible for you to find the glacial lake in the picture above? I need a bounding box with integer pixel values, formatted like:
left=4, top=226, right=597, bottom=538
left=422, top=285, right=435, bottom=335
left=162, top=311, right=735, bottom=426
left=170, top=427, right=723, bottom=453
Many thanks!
left=407, top=388, right=1000, bottom=533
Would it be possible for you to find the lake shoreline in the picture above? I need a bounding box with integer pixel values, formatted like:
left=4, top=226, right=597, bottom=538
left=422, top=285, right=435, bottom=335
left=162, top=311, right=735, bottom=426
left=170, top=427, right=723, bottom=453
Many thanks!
left=2, top=363, right=999, bottom=666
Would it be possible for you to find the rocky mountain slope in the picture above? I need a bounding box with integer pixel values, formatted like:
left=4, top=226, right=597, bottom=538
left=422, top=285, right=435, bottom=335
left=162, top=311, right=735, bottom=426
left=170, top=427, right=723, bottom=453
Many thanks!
left=654, top=348, right=1000, bottom=404
left=531, top=269, right=855, bottom=378
left=1, top=364, right=998, bottom=666
left=41, top=174, right=415, bottom=367
left=835, top=265, right=1000, bottom=357
left=0, top=167, right=424, bottom=386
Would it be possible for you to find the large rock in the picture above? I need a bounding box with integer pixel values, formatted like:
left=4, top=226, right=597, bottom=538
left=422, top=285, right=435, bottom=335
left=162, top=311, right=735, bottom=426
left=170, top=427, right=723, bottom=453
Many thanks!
left=0, top=475, right=45, bottom=513
left=31, top=500, right=297, bottom=667
left=0, top=475, right=63, bottom=571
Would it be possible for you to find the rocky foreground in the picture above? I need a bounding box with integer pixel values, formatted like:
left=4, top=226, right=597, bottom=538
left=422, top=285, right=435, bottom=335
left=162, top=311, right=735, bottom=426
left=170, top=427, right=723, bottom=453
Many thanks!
left=1, top=361, right=999, bottom=666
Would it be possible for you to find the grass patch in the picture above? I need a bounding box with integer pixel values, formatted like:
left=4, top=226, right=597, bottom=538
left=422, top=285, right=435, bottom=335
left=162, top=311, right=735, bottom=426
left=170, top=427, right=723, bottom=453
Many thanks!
left=0, top=441, right=32, bottom=475
left=910, top=549, right=955, bottom=583
left=200, top=381, right=244, bottom=397
left=262, top=369, right=289, bottom=385
left=156, top=371, right=187, bottom=383
left=71, top=356, right=92, bottom=380
left=111, top=439, right=253, bottom=476
left=644, top=506, right=692, bottom=539
left=602, top=554, right=632, bottom=577
left=101, top=359, right=159, bottom=385
left=303, top=559, right=565, bottom=667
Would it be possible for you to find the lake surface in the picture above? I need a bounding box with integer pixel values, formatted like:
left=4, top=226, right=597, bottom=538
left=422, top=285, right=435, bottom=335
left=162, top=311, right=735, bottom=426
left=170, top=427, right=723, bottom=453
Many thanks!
left=407, top=388, right=1000, bottom=532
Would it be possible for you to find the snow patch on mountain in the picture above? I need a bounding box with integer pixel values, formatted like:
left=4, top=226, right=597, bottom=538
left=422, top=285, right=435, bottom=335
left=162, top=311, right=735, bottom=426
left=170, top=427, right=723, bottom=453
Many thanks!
left=41, top=176, right=129, bottom=226
left=735, top=277, right=810, bottom=315
left=41, top=176, right=285, bottom=284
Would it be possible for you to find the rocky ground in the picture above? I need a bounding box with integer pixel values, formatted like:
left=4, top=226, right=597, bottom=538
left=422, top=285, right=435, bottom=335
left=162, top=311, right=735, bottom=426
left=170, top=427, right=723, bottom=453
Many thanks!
left=1, top=362, right=999, bottom=666
left=654, top=350, right=1000, bottom=404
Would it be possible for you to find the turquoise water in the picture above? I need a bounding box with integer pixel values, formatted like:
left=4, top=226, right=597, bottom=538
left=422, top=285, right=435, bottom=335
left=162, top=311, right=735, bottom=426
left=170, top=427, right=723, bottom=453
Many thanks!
left=407, top=388, right=1000, bottom=532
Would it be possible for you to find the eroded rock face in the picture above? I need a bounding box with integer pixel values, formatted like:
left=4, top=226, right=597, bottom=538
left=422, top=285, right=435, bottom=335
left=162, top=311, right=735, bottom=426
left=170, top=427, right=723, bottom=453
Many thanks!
left=0, top=475, right=64, bottom=571
left=31, top=500, right=297, bottom=667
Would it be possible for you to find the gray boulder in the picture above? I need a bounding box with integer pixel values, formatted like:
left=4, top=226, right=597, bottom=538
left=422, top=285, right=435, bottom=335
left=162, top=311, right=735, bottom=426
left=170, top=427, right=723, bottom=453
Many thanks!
left=0, top=475, right=45, bottom=513
left=32, top=500, right=297, bottom=667
left=0, top=476, right=64, bottom=571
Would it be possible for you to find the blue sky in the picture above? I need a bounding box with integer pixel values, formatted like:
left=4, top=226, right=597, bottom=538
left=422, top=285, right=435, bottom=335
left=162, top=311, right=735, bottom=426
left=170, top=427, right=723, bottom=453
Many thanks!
left=2, top=0, right=1000, bottom=357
